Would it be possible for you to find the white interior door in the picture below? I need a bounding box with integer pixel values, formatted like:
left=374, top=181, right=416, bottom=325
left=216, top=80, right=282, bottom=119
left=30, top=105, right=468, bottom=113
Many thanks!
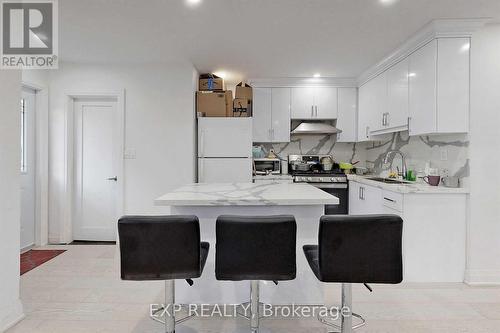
left=20, top=88, right=36, bottom=250
left=73, top=99, right=120, bottom=241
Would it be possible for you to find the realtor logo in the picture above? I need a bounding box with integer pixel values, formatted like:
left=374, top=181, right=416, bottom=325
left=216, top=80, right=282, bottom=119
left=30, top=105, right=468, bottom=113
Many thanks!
left=1, top=0, right=58, bottom=68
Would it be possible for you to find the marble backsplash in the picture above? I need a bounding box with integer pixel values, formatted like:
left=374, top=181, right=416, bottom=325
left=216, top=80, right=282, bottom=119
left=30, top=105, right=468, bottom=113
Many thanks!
left=255, top=131, right=469, bottom=185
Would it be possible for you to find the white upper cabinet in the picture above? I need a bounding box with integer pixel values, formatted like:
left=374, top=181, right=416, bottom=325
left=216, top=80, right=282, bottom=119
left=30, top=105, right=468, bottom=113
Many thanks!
left=252, top=87, right=290, bottom=143
left=336, top=88, right=357, bottom=142
left=369, top=72, right=388, bottom=133
left=291, top=87, right=337, bottom=119
left=386, top=57, right=409, bottom=131
left=253, top=88, right=273, bottom=142
left=314, top=87, right=338, bottom=119
left=271, top=88, right=291, bottom=142
left=291, top=87, right=315, bottom=119
left=408, top=40, right=438, bottom=136
left=436, top=38, right=470, bottom=134
left=357, top=83, right=372, bottom=142
left=409, top=38, right=470, bottom=135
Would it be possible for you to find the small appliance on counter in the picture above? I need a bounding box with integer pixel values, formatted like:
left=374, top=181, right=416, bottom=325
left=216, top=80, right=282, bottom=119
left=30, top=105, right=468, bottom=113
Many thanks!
left=253, top=158, right=281, bottom=175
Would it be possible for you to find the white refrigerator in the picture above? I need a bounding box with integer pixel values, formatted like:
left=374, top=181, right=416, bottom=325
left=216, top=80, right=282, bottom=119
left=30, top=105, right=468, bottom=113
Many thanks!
left=197, top=118, right=253, bottom=183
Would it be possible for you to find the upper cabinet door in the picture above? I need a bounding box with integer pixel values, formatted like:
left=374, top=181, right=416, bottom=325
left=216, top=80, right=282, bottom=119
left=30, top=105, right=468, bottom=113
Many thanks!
left=409, top=39, right=438, bottom=136
left=436, top=38, right=470, bottom=134
left=271, top=88, right=291, bottom=143
left=357, top=83, right=372, bottom=142
left=314, top=87, right=338, bottom=119
left=386, top=57, right=409, bottom=130
left=291, top=87, right=315, bottom=119
left=336, top=88, right=357, bottom=142
left=252, top=88, right=272, bottom=142
left=370, top=72, right=388, bottom=132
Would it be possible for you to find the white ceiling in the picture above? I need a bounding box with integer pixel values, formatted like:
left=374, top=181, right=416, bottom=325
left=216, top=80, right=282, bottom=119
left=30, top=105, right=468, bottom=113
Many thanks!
left=59, top=0, right=500, bottom=81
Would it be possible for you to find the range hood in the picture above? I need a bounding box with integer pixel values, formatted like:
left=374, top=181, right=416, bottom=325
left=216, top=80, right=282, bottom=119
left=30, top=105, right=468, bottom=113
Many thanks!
left=291, top=122, right=342, bottom=135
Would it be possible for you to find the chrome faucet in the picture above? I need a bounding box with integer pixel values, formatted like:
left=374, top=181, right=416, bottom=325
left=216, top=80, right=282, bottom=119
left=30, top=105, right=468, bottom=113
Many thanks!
left=384, top=150, right=407, bottom=179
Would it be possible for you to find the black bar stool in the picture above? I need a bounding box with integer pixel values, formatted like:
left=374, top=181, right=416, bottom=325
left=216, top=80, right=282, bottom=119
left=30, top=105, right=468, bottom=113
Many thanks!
left=118, top=215, right=209, bottom=333
left=303, top=215, right=403, bottom=333
left=215, top=215, right=297, bottom=333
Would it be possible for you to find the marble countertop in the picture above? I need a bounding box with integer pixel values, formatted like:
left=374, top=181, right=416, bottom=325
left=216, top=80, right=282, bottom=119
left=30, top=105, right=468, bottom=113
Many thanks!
left=348, top=175, right=469, bottom=194
left=155, top=182, right=339, bottom=206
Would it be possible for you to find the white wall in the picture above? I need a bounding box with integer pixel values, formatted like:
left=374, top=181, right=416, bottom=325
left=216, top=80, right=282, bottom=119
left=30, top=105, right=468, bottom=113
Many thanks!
left=0, top=71, right=24, bottom=330
left=466, top=23, right=500, bottom=284
left=47, top=62, right=197, bottom=243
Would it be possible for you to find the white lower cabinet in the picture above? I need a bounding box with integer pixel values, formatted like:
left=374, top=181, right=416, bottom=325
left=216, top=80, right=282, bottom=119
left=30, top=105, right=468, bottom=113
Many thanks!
left=349, top=181, right=384, bottom=215
left=349, top=181, right=466, bottom=282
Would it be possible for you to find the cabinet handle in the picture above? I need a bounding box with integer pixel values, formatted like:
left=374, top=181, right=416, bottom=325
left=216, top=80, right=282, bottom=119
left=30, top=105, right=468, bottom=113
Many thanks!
left=408, top=117, right=411, bottom=134
left=384, top=197, right=396, bottom=203
left=315, top=106, right=318, bottom=117
left=359, top=187, right=362, bottom=200
left=382, top=113, right=385, bottom=126
left=311, top=105, right=314, bottom=117
left=386, top=113, right=390, bottom=127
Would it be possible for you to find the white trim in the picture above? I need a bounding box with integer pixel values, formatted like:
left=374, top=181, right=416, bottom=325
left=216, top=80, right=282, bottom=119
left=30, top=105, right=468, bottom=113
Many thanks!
left=464, top=269, right=500, bottom=285
left=21, top=81, right=49, bottom=247
left=248, top=77, right=357, bottom=88
left=0, top=300, right=25, bottom=333
left=357, top=18, right=490, bottom=86
left=63, top=90, right=125, bottom=244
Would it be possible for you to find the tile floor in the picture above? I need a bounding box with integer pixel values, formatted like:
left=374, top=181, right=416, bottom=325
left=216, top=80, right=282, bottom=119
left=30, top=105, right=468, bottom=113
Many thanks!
left=8, top=245, right=500, bottom=333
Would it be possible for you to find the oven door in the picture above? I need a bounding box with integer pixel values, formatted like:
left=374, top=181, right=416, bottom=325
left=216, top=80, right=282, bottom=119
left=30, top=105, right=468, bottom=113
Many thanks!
left=311, top=183, right=348, bottom=215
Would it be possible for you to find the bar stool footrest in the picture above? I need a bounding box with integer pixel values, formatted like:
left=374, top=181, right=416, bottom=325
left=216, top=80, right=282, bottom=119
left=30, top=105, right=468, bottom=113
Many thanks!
left=317, top=311, right=366, bottom=332
left=150, top=304, right=195, bottom=325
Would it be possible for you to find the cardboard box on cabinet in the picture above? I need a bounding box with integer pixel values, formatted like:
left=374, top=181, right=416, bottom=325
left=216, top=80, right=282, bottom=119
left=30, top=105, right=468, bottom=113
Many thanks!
left=232, top=98, right=252, bottom=117
left=196, top=91, right=233, bottom=117
left=199, top=74, right=224, bottom=91
left=235, top=82, right=253, bottom=100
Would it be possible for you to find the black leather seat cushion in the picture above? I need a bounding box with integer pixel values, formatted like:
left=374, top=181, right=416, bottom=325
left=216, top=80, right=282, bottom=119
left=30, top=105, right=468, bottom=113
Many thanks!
left=304, top=215, right=403, bottom=284
left=118, top=215, right=209, bottom=281
left=216, top=215, right=297, bottom=281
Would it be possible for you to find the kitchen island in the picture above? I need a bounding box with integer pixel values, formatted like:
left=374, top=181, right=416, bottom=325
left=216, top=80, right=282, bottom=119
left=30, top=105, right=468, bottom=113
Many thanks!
left=155, top=182, right=339, bottom=305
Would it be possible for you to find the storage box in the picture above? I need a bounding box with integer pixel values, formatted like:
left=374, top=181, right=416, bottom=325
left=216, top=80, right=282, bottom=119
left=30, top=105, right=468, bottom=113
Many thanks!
left=233, top=98, right=249, bottom=110
left=232, top=98, right=252, bottom=117
left=235, top=82, right=253, bottom=101
left=199, top=74, right=224, bottom=91
left=196, top=91, right=232, bottom=117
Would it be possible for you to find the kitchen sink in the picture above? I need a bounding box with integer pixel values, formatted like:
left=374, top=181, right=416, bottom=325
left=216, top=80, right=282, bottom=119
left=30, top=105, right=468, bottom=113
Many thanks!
left=365, top=177, right=412, bottom=185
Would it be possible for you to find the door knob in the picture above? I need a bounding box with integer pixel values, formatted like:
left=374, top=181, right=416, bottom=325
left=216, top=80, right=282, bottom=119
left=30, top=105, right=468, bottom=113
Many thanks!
left=107, top=177, right=118, bottom=181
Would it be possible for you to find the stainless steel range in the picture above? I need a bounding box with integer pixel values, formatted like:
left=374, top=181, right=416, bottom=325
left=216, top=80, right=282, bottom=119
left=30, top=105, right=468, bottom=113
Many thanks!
left=289, top=154, right=348, bottom=215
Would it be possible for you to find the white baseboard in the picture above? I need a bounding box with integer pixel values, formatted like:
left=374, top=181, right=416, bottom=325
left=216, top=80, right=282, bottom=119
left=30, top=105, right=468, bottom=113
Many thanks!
left=464, top=269, right=500, bottom=285
left=0, top=300, right=24, bottom=333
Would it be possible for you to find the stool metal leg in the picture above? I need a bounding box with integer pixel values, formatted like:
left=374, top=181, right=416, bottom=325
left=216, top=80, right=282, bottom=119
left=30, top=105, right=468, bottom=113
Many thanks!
left=341, top=283, right=352, bottom=333
left=250, top=280, right=260, bottom=333
left=165, top=280, right=175, bottom=333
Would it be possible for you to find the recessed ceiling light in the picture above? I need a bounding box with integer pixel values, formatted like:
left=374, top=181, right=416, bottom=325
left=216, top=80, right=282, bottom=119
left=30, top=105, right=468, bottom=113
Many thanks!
left=461, top=43, right=471, bottom=52
left=379, top=0, right=398, bottom=6
left=186, top=0, right=202, bottom=7
left=408, top=72, right=416, bottom=78
left=313, top=73, right=321, bottom=78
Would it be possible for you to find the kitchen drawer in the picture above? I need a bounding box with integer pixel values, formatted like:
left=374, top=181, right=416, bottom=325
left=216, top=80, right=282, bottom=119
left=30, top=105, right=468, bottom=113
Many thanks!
left=382, top=190, right=404, bottom=212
